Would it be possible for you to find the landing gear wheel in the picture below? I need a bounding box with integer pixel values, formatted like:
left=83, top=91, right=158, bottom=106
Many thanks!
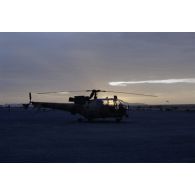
left=115, top=118, right=122, bottom=123
left=78, top=118, right=84, bottom=122
left=87, top=117, right=94, bottom=123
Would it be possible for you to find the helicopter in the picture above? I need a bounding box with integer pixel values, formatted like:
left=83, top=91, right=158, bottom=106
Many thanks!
left=23, top=89, right=157, bottom=122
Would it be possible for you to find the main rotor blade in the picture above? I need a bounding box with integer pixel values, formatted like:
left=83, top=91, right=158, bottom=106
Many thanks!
left=102, top=90, right=158, bottom=97
left=36, top=90, right=86, bottom=94
left=36, top=91, right=69, bottom=94
left=35, top=89, right=157, bottom=97
left=86, top=90, right=103, bottom=92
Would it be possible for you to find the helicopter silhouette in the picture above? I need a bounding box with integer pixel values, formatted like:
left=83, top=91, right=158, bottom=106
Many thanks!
left=23, top=89, right=157, bottom=122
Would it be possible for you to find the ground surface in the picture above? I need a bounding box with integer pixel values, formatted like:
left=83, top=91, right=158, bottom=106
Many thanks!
left=0, top=108, right=195, bottom=163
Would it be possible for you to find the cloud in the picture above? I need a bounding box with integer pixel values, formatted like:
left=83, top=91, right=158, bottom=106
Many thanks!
left=109, top=78, right=195, bottom=86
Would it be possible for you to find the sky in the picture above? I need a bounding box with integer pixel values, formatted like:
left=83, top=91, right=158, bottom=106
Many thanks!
left=1, top=32, right=195, bottom=104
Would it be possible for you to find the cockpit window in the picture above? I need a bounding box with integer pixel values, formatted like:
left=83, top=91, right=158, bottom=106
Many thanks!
left=102, top=99, right=119, bottom=106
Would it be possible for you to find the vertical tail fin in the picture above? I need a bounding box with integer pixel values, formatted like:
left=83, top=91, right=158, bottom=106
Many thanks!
left=29, top=92, right=32, bottom=103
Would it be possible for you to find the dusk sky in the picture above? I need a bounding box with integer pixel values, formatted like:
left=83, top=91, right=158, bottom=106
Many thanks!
left=1, top=32, right=195, bottom=104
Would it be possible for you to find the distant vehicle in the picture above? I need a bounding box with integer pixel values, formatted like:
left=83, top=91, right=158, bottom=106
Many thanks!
left=23, top=89, right=157, bottom=122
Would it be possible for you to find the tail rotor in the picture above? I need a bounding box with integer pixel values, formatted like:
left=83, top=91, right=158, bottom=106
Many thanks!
left=29, top=92, right=32, bottom=103
left=23, top=92, right=32, bottom=109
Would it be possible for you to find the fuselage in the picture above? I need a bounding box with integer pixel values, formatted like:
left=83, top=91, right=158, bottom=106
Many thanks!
left=32, top=98, right=128, bottom=121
